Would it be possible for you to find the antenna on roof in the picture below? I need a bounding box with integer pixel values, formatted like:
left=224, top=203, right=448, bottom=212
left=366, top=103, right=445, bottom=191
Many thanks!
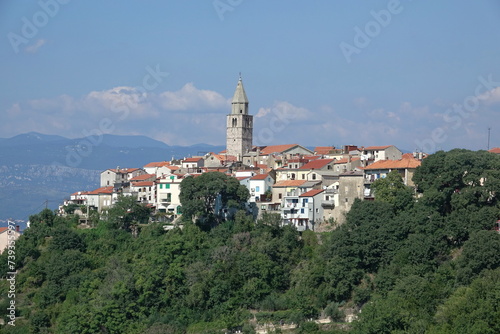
left=488, top=127, right=491, bottom=150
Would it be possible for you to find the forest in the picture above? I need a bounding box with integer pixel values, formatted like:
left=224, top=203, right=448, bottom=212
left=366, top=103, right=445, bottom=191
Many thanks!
left=1, top=149, right=500, bottom=333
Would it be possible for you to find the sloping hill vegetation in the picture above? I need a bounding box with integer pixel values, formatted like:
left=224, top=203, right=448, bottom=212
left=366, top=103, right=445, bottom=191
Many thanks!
left=1, top=149, right=499, bottom=333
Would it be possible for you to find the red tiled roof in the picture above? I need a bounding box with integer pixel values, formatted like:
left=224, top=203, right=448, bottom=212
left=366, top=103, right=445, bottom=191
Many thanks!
left=87, top=186, right=114, bottom=195
left=299, top=159, right=334, bottom=170
left=299, top=189, right=325, bottom=197
left=130, top=174, right=156, bottom=181
left=363, top=156, right=421, bottom=170
left=183, top=157, right=203, bottom=162
left=144, top=161, right=170, bottom=168
left=167, top=166, right=180, bottom=171
left=260, top=144, right=298, bottom=155
left=402, top=153, right=415, bottom=159
left=208, top=153, right=238, bottom=162
left=250, top=173, right=269, bottom=180
left=219, top=149, right=227, bottom=154
left=0, top=227, right=8, bottom=233
left=71, top=191, right=89, bottom=196
left=489, top=148, right=500, bottom=154
left=132, top=181, right=154, bottom=187
left=363, top=145, right=392, bottom=151
left=273, top=180, right=307, bottom=187
left=303, top=155, right=322, bottom=160
left=236, top=176, right=250, bottom=181
left=334, top=157, right=360, bottom=164
left=314, top=146, right=334, bottom=155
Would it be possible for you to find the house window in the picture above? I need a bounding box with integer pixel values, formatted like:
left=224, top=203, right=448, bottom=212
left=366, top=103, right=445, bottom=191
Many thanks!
left=166, top=193, right=172, bottom=202
left=107, top=181, right=109, bottom=185
left=256, top=186, right=260, bottom=192
left=300, top=208, right=305, bottom=214
left=279, top=193, right=282, bottom=199
left=312, top=174, right=316, bottom=180
left=302, top=174, right=305, bottom=180
left=166, top=184, right=170, bottom=189
left=316, top=208, right=319, bottom=213
left=345, top=198, right=349, bottom=203
left=303, top=198, right=308, bottom=204
left=291, top=173, right=296, bottom=180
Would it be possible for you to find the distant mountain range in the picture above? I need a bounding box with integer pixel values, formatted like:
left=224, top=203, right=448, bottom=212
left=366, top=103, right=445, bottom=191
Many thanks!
left=0, top=132, right=225, bottom=221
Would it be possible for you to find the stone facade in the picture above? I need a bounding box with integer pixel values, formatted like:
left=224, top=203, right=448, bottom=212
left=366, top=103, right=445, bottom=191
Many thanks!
left=226, top=77, right=253, bottom=160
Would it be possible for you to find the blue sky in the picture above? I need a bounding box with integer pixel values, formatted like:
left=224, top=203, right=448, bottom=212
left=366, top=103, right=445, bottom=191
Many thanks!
left=1, top=0, right=500, bottom=152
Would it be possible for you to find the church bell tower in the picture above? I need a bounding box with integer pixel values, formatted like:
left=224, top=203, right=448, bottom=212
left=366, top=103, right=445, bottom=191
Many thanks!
left=226, top=75, right=253, bottom=160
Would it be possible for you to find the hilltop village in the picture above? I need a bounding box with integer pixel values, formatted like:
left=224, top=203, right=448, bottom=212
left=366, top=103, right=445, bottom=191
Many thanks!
left=60, top=77, right=428, bottom=230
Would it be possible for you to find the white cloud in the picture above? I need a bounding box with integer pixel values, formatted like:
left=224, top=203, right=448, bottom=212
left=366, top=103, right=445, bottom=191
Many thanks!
left=25, top=39, right=46, bottom=53
left=477, top=87, right=500, bottom=105
left=158, top=83, right=229, bottom=111
left=256, top=101, right=311, bottom=120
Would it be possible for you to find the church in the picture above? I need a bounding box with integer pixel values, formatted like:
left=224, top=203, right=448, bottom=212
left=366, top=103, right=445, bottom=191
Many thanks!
left=226, top=76, right=253, bottom=161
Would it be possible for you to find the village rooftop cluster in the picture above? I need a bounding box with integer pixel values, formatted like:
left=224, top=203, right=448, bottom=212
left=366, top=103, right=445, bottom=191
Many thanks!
left=57, top=77, right=498, bottom=231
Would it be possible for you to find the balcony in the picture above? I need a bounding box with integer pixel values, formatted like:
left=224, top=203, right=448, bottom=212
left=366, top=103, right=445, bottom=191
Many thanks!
left=321, top=200, right=335, bottom=208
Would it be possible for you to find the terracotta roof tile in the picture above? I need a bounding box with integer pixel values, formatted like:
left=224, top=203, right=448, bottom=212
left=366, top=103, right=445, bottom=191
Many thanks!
left=183, top=157, right=203, bottom=162
left=299, top=159, right=334, bottom=170
left=489, top=147, right=500, bottom=154
left=273, top=180, right=307, bottom=187
left=363, top=156, right=421, bottom=170
left=144, top=161, right=170, bottom=168
left=87, top=186, right=114, bottom=195
left=260, top=144, right=298, bottom=155
left=363, top=145, right=392, bottom=151
left=314, top=146, right=334, bottom=155
left=132, top=181, right=154, bottom=187
left=130, top=174, right=156, bottom=181
left=299, top=189, right=325, bottom=197
left=250, top=173, right=269, bottom=180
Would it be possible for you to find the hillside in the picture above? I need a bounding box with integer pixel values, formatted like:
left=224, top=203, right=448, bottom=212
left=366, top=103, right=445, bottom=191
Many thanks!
left=0, top=132, right=224, bottom=221
left=0, top=149, right=499, bottom=333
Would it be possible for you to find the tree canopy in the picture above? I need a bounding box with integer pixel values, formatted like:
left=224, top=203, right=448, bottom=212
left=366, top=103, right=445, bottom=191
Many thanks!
left=179, top=172, right=249, bottom=228
left=1, top=149, right=499, bottom=333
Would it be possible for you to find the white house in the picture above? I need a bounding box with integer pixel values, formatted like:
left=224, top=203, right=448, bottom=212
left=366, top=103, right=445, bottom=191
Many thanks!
left=100, top=167, right=145, bottom=187
left=143, top=161, right=173, bottom=177
left=281, top=189, right=324, bottom=231
left=156, top=174, right=183, bottom=214
left=248, top=173, right=275, bottom=202
left=86, top=186, right=114, bottom=212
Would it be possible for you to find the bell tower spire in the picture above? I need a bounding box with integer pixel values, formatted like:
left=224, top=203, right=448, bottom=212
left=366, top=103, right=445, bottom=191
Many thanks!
left=226, top=75, right=253, bottom=161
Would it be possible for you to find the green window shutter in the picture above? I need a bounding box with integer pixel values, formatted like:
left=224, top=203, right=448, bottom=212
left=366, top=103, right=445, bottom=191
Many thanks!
left=166, top=184, right=170, bottom=189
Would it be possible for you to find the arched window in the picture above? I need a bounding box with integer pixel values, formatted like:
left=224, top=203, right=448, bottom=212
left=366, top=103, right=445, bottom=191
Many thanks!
left=232, top=118, right=237, bottom=127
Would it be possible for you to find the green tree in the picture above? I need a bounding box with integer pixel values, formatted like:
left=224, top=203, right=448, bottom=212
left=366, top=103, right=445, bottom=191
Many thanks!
left=180, top=172, right=249, bottom=228
left=413, top=149, right=500, bottom=214
left=371, top=170, right=414, bottom=212
left=108, top=195, right=152, bottom=230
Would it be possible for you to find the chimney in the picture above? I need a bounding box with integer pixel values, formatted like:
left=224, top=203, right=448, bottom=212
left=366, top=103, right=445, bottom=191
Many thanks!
left=15, top=225, right=20, bottom=233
